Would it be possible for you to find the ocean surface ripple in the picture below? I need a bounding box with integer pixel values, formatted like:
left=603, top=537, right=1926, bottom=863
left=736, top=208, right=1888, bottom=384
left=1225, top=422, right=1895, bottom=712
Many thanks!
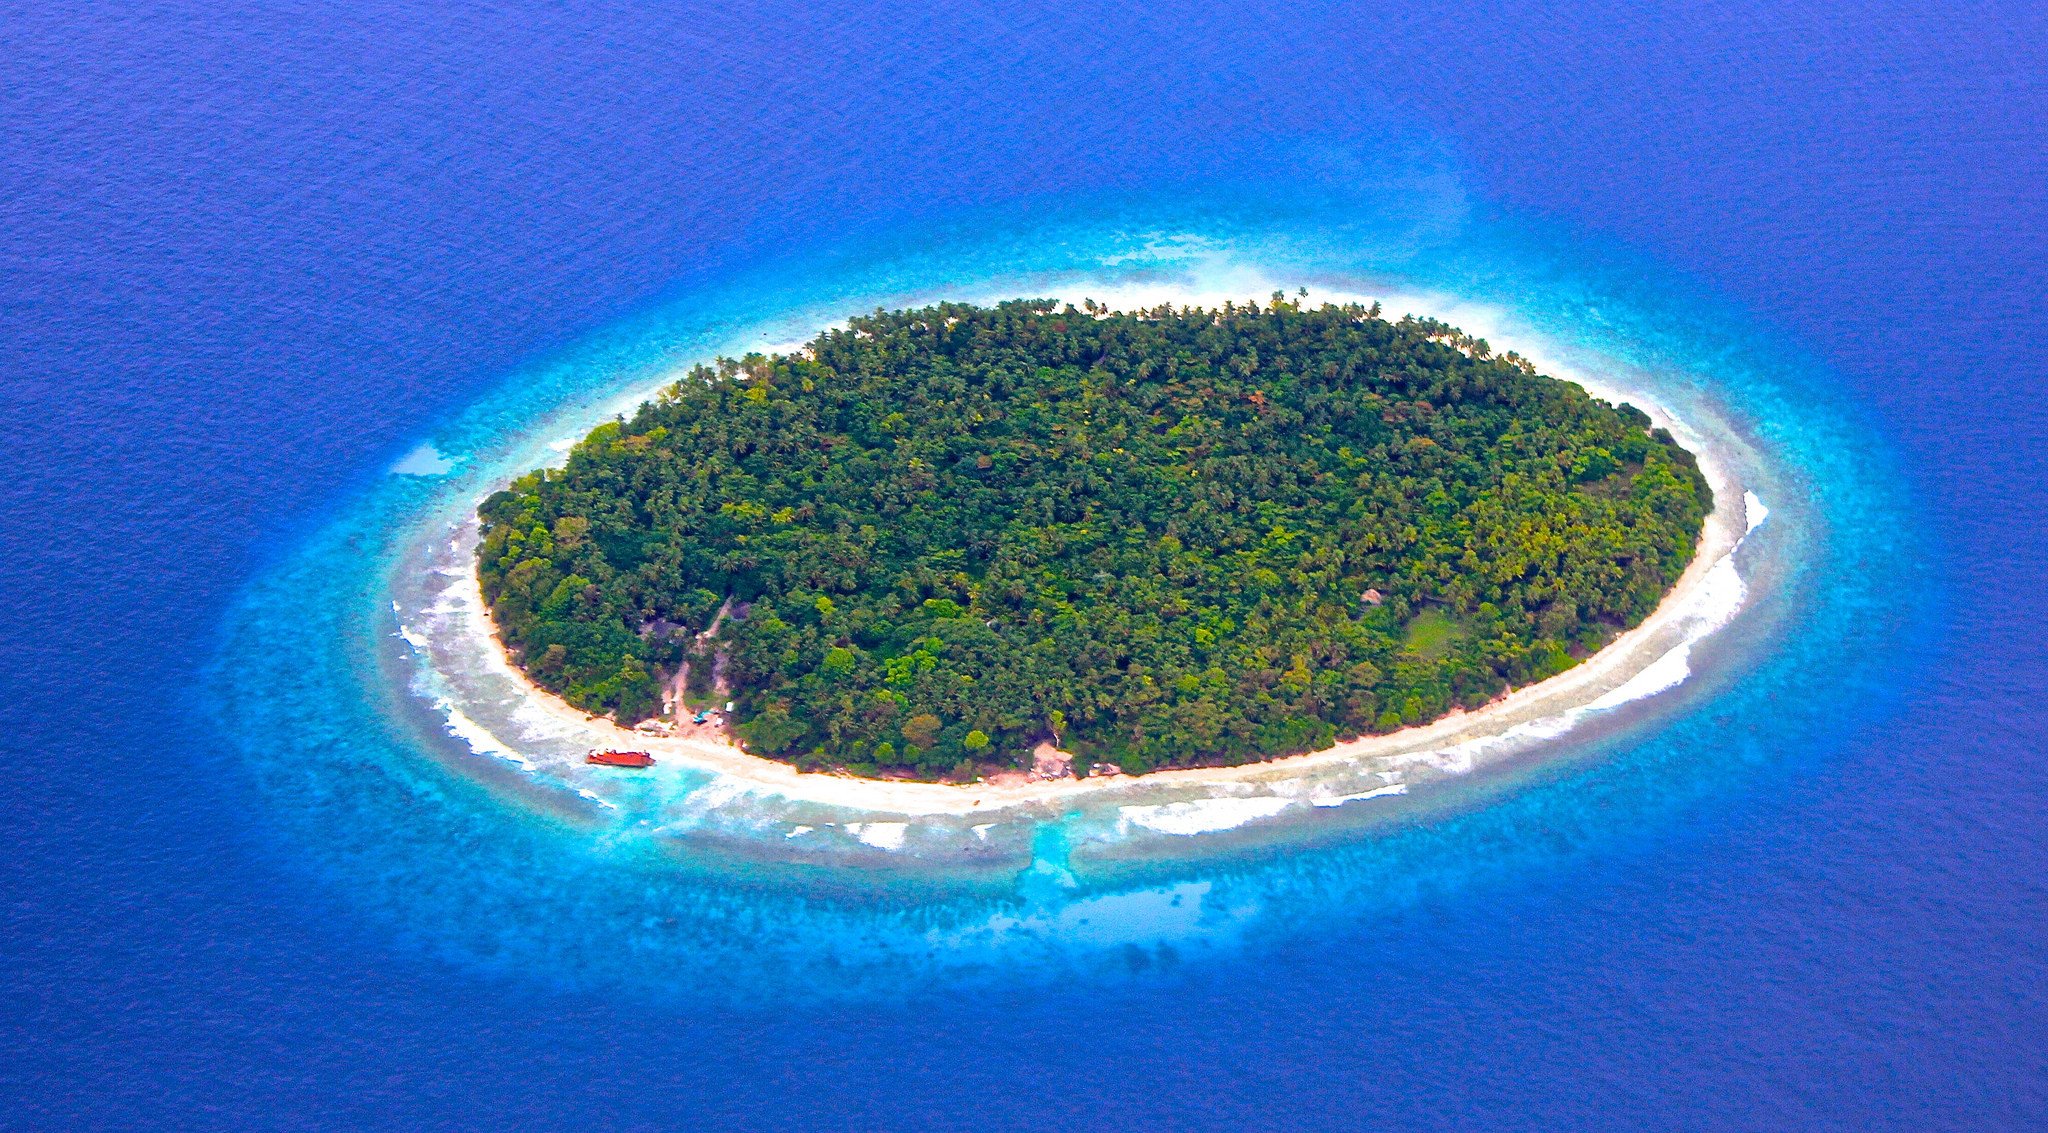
left=209, top=191, right=1917, bottom=1003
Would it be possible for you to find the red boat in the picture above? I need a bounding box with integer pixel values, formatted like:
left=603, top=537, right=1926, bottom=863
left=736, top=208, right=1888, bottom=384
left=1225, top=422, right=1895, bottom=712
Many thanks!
left=586, top=749, right=655, bottom=768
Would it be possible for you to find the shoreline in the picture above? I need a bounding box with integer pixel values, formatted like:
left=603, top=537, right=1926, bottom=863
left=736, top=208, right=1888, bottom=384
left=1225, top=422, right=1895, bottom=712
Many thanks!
left=421, top=288, right=1759, bottom=822
left=459, top=483, right=1744, bottom=818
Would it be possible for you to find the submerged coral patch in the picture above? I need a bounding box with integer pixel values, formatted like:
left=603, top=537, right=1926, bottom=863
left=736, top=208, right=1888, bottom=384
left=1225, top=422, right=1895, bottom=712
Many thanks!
left=204, top=202, right=1905, bottom=1002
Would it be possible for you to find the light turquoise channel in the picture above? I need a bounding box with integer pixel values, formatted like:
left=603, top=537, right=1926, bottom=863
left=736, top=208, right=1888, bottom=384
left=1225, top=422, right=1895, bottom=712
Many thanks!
left=207, top=175, right=1924, bottom=1003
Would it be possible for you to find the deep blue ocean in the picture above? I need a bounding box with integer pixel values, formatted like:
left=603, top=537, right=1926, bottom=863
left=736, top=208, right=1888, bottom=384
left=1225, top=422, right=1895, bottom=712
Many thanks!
left=5, top=2, right=2045, bottom=1129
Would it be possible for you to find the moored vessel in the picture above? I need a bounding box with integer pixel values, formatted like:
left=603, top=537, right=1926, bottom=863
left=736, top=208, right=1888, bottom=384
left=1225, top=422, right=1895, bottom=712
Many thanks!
left=586, top=749, right=655, bottom=768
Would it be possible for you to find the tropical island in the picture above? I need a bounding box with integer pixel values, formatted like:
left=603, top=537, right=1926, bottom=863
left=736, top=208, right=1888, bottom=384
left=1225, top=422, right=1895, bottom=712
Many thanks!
left=477, top=297, right=1713, bottom=782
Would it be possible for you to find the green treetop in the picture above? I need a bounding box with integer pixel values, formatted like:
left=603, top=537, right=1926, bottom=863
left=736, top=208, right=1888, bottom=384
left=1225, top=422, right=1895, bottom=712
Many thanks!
left=478, top=298, right=1711, bottom=780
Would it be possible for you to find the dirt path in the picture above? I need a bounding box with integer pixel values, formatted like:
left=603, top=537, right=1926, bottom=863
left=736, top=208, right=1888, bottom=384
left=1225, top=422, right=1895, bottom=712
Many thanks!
left=666, top=596, right=734, bottom=722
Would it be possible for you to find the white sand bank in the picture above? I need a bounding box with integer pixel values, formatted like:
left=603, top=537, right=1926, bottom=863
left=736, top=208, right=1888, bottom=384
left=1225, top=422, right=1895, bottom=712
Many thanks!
left=405, top=284, right=1765, bottom=831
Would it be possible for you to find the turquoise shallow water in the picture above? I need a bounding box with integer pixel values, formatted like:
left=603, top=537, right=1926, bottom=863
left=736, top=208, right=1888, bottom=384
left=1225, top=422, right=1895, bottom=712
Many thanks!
left=23, top=3, right=2044, bottom=1124
left=207, top=183, right=1920, bottom=1004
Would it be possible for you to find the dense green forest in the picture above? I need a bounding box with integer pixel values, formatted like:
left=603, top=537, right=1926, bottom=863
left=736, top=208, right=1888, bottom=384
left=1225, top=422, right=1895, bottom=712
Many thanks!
left=478, top=297, right=1711, bottom=779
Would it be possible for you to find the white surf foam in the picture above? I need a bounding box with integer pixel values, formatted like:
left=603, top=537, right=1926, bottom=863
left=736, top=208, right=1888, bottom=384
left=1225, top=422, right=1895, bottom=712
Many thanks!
left=1745, top=489, right=1770, bottom=533
left=1407, top=493, right=1768, bottom=774
left=440, top=704, right=537, bottom=771
left=1309, top=783, right=1409, bottom=808
left=1118, top=795, right=1294, bottom=836
left=391, top=268, right=1778, bottom=847
left=843, top=821, right=909, bottom=850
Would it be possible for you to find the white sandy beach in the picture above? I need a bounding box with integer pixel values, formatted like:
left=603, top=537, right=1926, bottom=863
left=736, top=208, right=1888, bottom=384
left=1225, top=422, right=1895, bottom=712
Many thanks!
left=410, top=282, right=1765, bottom=828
